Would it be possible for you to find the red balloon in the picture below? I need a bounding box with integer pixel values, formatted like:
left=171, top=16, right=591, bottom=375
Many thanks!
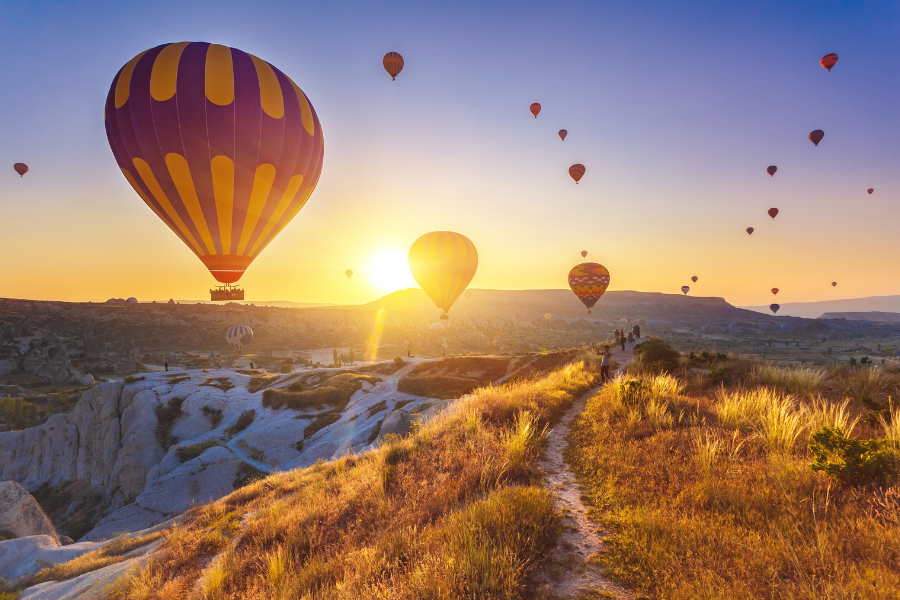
left=691, top=276, right=698, bottom=283
left=767, top=165, right=777, bottom=177
left=831, top=282, right=837, bottom=287
left=559, top=129, right=567, bottom=141
left=867, top=188, right=874, bottom=194
left=530, top=103, right=541, bottom=118
left=746, top=227, right=754, bottom=235
left=809, top=130, right=824, bottom=146
left=820, top=53, right=838, bottom=71
left=768, top=208, right=779, bottom=219
left=383, top=52, right=404, bottom=80
left=569, top=164, right=585, bottom=184
left=13, top=163, right=28, bottom=177
left=771, top=288, right=779, bottom=295
left=581, top=250, right=587, bottom=258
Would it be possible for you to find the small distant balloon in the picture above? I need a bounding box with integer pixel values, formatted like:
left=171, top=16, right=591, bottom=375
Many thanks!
left=770, top=303, right=780, bottom=314
left=768, top=208, right=779, bottom=219
left=771, top=288, right=779, bottom=295
left=225, top=325, right=253, bottom=352
left=691, top=276, right=698, bottom=283
left=619, top=317, right=629, bottom=326
left=809, top=130, right=824, bottom=146
left=746, top=227, right=754, bottom=235
left=13, top=163, right=28, bottom=177
left=383, top=52, right=404, bottom=80
left=530, top=103, right=541, bottom=118
left=820, top=53, right=838, bottom=72
left=831, top=282, right=837, bottom=287
left=681, top=286, right=690, bottom=295
left=767, top=165, right=777, bottom=177
left=867, top=188, right=874, bottom=195
left=544, top=313, right=552, bottom=320
left=581, top=250, right=587, bottom=258
left=345, top=270, right=353, bottom=278
left=559, top=129, right=567, bottom=141
left=569, top=164, right=585, bottom=184
left=430, top=322, right=444, bottom=332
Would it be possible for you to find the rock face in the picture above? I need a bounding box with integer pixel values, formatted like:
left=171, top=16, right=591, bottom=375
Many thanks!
left=0, top=481, right=58, bottom=541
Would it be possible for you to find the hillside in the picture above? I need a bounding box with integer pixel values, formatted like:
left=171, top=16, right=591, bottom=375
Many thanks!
left=741, top=295, right=900, bottom=318
left=819, top=311, right=900, bottom=323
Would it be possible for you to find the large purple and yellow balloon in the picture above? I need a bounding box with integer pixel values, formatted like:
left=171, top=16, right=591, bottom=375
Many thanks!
left=104, top=42, right=325, bottom=284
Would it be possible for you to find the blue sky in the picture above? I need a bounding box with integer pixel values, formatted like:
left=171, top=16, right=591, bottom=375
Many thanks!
left=1, top=0, right=898, bottom=304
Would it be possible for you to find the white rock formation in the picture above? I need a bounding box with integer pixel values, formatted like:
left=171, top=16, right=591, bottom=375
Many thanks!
left=0, top=481, right=58, bottom=541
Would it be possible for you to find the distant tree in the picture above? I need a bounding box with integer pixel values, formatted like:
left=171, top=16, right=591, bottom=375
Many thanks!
left=849, top=357, right=857, bottom=366
left=861, top=357, right=870, bottom=365
left=349, top=349, right=355, bottom=364
left=333, top=348, right=341, bottom=368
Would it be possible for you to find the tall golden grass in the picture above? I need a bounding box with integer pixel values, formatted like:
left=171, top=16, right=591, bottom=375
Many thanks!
left=105, top=353, right=601, bottom=599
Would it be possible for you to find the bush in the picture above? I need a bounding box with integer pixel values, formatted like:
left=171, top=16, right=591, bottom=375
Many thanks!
left=279, top=362, right=293, bottom=374
left=155, top=397, right=185, bottom=449
left=175, top=440, right=219, bottom=463
left=225, top=410, right=256, bottom=436
left=708, top=366, right=732, bottom=385
left=397, top=375, right=480, bottom=399
left=809, top=426, right=897, bottom=486
left=632, top=338, right=681, bottom=372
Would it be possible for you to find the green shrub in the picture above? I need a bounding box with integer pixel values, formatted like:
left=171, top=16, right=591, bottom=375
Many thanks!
left=155, top=397, right=185, bottom=449
left=633, top=338, right=681, bottom=372
left=225, top=410, right=256, bottom=436
left=809, top=426, right=897, bottom=486
left=708, top=366, right=733, bottom=385
left=201, top=405, right=223, bottom=428
left=175, top=440, right=219, bottom=463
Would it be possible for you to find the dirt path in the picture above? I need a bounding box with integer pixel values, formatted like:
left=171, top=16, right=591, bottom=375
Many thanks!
left=534, top=341, right=637, bottom=599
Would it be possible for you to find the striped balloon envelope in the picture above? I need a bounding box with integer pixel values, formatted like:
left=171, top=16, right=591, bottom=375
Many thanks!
left=104, top=42, right=324, bottom=284
left=225, top=325, right=253, bottom=352
left=568, top=262, right=610, bottom=313
left=408, top=232, right=478, bottom=319
left=383, top=52, right=404, bottom=80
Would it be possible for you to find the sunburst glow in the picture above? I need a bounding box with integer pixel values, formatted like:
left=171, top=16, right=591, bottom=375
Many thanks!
left=367, top=249, right=415, bottom=293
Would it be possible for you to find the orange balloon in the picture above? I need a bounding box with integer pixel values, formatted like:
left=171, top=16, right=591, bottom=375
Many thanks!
left=820, top=53, right=838, bottom=71
left=771, top=288, right=779, bottom=295
left=569, top=164, right=585, bottom=184
left=345, top=269, right=353, bottom=278
left=568, top=262, right=610, bottom=313
left=691, top=276, right=698, bottom=283
left=530, top=103, right=541, bottom=118
left=13, top=163, right=28, bottom=177
left=581, top=250, right=587, bottom=258
left=767, top=165, right=777, bottom=177
left=559, top=129, right=567, bottom=141
left=383, top=52, right=404, bottom=80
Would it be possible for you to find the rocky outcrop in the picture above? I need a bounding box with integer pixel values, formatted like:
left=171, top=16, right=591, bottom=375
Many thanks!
left=0, top=482, right=57, bottom=541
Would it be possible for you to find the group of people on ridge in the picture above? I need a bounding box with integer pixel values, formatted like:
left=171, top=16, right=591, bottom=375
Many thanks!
left=597, top=323, right=642, bottom=383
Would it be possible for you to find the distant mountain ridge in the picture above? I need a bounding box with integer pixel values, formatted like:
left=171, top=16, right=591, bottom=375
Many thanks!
left=741, top=295, right=900, bottom=318
left=819, top=311, right=900, bottom=323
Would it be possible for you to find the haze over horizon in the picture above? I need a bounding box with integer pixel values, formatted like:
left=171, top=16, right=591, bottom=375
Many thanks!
left=2, top=0, right=898, bottom=307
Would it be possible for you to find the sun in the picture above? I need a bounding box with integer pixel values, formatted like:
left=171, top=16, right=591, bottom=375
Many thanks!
left=367, top=249, right=415, bottom=293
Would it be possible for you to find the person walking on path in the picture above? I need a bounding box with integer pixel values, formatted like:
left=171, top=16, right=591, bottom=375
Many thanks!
left=620, top=335, right=626, bottom=351
left=627, top=331, right=634, bottom=345
left=600, top=346, right=611, bottom=382
left=164, top=361, right=168, bottom=372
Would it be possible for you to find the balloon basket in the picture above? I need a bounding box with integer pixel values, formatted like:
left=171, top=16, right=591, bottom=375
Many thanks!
left=439, top=314, right=449, bottom=320
left=211, top=284, right=245, bottom=301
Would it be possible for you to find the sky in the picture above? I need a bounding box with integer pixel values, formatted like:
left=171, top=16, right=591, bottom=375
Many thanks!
left=1, top=0, right=899, bottom=307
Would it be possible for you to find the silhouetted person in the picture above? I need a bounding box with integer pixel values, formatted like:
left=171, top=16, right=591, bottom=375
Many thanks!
left=628, top=332, right=634, bottom=345
left=164, top=362, right=168, bottom=372
left=408, top=350, right=411, bottom=358
left=620, top=336, right=626, bottom=351
left=250, top=362, right=254, bottom=369
left=600, top=347, right=611, bottom=382
left=635, top=325, right=641, bottom=338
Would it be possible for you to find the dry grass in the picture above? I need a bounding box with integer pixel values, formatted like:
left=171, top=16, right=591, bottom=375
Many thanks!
left=567, top=362, right=900, bottom=599
left=261, top=373, right=381, bottom=412
left=106, top=351, right=602, bottom=599
left=397, top=374, right=482, bottom=399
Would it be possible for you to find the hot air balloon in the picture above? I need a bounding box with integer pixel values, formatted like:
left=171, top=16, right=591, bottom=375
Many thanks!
left=746, top=227, right=754, bottom=235
left=568, top=262, right=610, bottom=314
left=771, top=288, right=779, bottom=295
left=13, top=163, right=28, bottom=177
left=770, top=303, right=780, bottom=314
left=767, top=166, right=777, bottom=177
left=768, top=208, right=779, bottom=219
left=409, top=231, right=478, bottom=320
left=831, top=282, right=837, bottom=287
left=619, top=318, right=629, bottom=327
left=681, top=286, right=690, bottom=295
left=530, top=103, right=541, bottom=118
left=820, top=53, right=838, bottom=71
left=383, top=52, right=404, bottom=80
left=104, top=43, right=324, bottom=301
left=581, top=250, right=587, bottom=258
left=691, top=276, right=698, bottom=283
left=226, top=325, right=253, bottom=352
left=345, top=270, right=353, bottom=278
left=544, top=313, right=552, bottom=320
left=569, top=164, right=585, bottom=184
left=809, top=130, right=824, bottom=146
left=867, top=188, right=874, bottom=195
left=430, top=322, right=444, bottom=332
left=559, top=129, right=567, bottom=141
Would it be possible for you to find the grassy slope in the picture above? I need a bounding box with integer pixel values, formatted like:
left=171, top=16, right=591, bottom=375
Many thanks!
left=105, top=351, right=602, bottom=599
left=568, top=352, right=900, bottom=599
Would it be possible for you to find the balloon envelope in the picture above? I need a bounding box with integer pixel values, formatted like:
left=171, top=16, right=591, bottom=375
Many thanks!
left=225, top=325, right=253, bottom=352
left=569, top=164, right=585, bottom=183
left=746, top=227, right=754, bottom=235
left=345, top=269, right=353, bottom=278
left=867, top=188, right=874, bottom=194
left=832, top=282, right=837, bottom=287
left=809, top=130, right=824, bottom=146
left=820, top=53, right=838, bottom=71
left=544, top=313, right=552, bottom=320
left=581, top=250, right=587, bottom=258
left=409, top=231, right=478, bottom=316
left=383, top=52, right=404, bottom=80
left=771, top=288, right=779, bottom=295
left=681, top=286, right=690, bottom=295
left=530, top=103, right=541, bottom=117
left=104, top=43, right=325, bottom=284
left=568, top=262, right=610, bottom=314
left=691, top=276, right=698, bottom=283
left=770, top=303, right=780, bottom=314
left=13, top=163, right=28, bottom=177
left=768, top=208, right=779, bottom=219
left=558, top=129, right=567, bottom=141
left=767, top=165, right=777, bottom=177
left=430, top=322, right=444, bottom=332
